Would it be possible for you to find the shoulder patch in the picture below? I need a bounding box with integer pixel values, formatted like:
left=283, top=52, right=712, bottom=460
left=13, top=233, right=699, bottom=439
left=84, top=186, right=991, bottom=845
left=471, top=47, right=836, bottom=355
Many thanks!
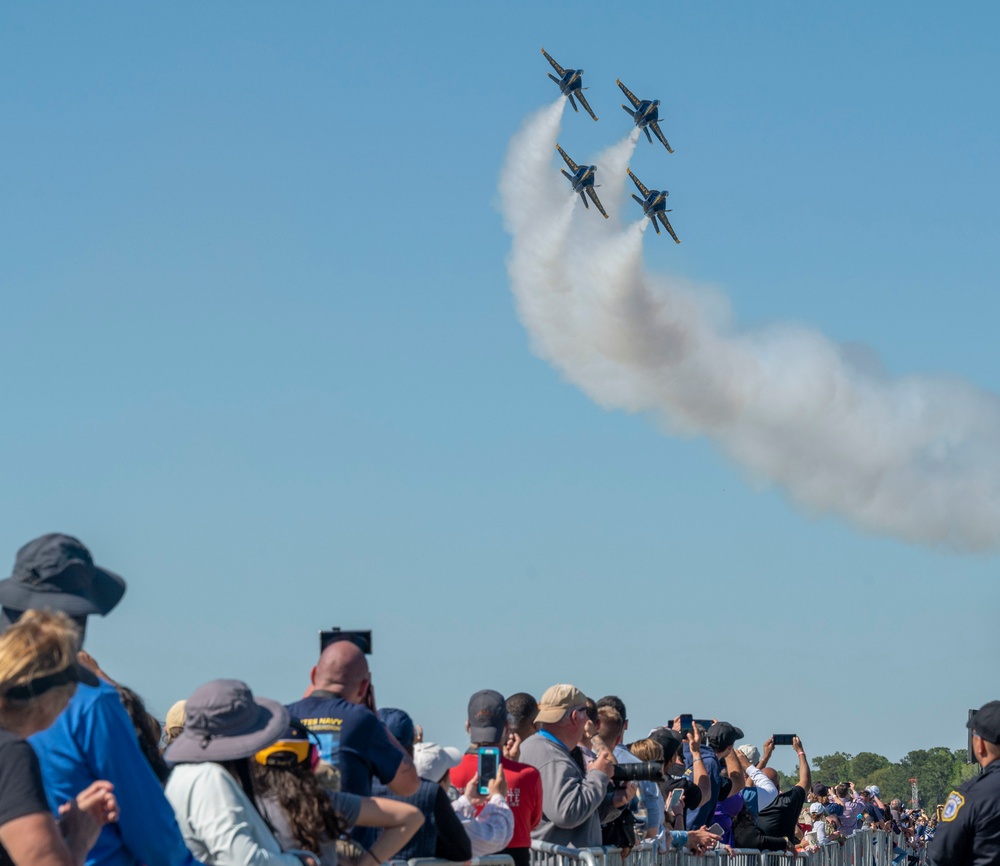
left=942, top=791, right=965, bottom=822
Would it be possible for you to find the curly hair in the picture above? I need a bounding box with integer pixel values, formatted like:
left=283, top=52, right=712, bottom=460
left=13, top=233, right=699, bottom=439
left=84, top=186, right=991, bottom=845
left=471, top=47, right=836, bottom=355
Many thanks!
left=251, top=761, right=346, bottom=853
left=116, top=684, right=171, bottom=785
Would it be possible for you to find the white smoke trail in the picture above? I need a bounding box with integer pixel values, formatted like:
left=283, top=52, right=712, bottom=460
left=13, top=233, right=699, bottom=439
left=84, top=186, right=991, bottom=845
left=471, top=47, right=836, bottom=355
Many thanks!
left=500, top=101, right=1000, bottom=551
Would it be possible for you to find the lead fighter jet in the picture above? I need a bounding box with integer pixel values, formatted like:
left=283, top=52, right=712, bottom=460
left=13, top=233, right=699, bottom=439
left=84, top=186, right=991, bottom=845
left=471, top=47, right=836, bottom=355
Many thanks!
left=627, top=168, right=680, bottom=243
left=542, top=49, right=598, bottom=121
left=557, top=145, right=608, bottom=218
left=617, top=79, right=673, bottom=153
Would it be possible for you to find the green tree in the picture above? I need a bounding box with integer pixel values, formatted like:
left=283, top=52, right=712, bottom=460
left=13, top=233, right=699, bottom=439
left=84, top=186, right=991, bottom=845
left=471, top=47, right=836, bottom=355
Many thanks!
left=812, top=751, right=853, bottom=786
left=852, top=752, right=890, bottom=779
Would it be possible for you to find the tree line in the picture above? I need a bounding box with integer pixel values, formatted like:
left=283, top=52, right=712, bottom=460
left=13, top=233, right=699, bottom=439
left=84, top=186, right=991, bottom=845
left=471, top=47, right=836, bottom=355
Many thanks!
left=772, top=748, right=980, bottom=810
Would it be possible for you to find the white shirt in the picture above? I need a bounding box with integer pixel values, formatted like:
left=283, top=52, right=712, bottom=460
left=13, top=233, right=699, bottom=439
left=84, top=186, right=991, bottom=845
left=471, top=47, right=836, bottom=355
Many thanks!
left=745, top=765, right=779, bottom=811
left=452, top=793, right=515, bottom=856
left=166, top=762, right=306, bottom=866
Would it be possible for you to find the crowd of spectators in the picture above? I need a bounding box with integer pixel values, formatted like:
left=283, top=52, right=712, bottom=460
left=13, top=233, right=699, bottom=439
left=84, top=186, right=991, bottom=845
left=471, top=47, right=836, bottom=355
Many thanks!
left=0, top=533, right=943, bottom=866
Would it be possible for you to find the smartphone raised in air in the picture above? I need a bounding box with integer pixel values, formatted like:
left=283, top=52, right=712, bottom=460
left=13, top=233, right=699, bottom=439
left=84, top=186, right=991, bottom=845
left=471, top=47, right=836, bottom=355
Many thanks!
left=477, top=746, right=500, bottom=795
left=679, top=714, right=693, bottom=735
left=772, top=734, right=796, bottom=746
left=667, top=787, right=685, bottom=812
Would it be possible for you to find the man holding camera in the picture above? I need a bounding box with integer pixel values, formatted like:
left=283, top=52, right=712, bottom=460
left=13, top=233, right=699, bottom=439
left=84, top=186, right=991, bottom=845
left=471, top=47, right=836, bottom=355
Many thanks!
left=518, top=684, right=617, bottom=848
left=286, top=639, right=419, bottom=847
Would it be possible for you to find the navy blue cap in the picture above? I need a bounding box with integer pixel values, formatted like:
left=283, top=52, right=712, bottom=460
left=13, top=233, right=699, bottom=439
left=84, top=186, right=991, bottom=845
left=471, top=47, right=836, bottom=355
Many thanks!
left=967, top=701, right=1000, bottom=745
left=379, top=707, right=415, bottom=749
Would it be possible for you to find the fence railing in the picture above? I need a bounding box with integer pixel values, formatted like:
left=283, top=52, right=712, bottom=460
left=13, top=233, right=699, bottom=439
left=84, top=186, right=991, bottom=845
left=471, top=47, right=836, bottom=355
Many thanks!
left=389, top=829, right=925, bottom=866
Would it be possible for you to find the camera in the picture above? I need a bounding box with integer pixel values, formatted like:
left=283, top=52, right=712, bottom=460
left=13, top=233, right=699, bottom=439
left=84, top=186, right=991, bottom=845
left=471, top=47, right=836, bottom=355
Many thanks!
left=319, top=627, right=372, bottom=655
left=612, top=761, right=664, bottom=784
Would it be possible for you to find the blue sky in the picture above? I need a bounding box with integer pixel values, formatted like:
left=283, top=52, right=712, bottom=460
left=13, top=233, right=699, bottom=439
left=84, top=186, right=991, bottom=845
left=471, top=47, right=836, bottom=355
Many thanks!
left=2, top=2, right=998, bottom=770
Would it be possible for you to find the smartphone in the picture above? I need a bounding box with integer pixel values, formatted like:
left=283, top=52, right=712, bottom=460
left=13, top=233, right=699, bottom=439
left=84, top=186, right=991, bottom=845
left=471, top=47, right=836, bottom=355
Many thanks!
left=772, top=734, right=796, bottom=746
left=667, top=787, right=685, bottom=812
left=477, top=746, right=500, bottom=795
left=694, top=718, right=714, bottom=731
left=320, top=627, right=373, bottom=655
left=679, top=714, right=693, bottom=734
left=707, top=822, right=724, bottom=836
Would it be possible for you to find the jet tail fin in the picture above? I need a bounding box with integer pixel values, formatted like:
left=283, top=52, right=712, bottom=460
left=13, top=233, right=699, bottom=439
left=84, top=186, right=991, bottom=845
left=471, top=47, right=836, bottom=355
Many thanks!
left=579, top=191, right=589, bottom=209
left=561, top=169, right=573, bottom=182
left=621, top=105, right=635, bottom=118
left=548, top=73, right=561, bottom=85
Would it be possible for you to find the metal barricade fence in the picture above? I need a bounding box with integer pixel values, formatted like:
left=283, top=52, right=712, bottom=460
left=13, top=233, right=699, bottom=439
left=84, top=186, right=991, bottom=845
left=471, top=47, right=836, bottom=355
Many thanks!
left=524, top=829, right=893, bottom=866
left=399, top=857, right=515, bottom=866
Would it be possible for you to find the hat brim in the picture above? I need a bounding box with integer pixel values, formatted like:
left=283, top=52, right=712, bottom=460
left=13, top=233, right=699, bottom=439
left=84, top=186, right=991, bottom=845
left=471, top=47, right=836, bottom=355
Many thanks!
left=164, top=696, right=288, bottom=764
left=0, top=565, right=126, bottom=617
left=534, top=706, right=569, bottom=724
left=469, top=724, right=503, bottom=743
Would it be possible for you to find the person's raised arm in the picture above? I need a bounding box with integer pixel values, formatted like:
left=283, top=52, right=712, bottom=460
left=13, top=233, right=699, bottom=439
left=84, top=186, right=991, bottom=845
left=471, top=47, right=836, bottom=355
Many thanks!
left=722, top=749, right=744, bottom=796
left=686, top=728, right=712, bottom=805
left=758, top=736, right=775, bottom=770
left=353, top=797, right=424, bottom=865
left=791, top=736, right=811, bottom=791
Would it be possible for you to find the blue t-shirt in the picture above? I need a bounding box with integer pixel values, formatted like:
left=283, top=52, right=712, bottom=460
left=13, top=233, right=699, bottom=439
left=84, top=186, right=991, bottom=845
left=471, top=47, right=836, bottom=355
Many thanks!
left=286, top=692, right=405, bottom=848
left=30, top=680, right=201, bottom=866
left=682, top=743, right=721, bottom=830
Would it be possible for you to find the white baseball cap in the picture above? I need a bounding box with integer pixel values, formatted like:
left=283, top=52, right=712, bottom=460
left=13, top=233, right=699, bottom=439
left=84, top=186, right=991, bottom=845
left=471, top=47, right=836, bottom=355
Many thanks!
left=413, top=742, right=463, bottom=783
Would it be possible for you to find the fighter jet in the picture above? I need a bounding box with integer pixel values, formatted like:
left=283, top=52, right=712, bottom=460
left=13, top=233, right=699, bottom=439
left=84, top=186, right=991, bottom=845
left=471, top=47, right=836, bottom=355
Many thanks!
left=627, top=168, right=680, bottom=243
left=557, top=145, right=609, bottom=218
left=542, top=49, right=598, bottom=121
left=617, top=79, right=673, bottom=153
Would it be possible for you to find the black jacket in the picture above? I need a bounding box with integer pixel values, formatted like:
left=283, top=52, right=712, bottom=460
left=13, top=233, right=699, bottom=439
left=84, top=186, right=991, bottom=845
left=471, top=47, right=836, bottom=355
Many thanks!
left=928, top=760, right=1000, bottom=866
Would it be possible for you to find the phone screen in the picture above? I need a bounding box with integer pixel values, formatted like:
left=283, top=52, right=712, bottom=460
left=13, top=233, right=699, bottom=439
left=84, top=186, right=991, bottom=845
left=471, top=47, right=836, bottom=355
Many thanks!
left=668, top=787, right=685, bottom=811
left=478, top=747, right=499, bottom=795
left=772, top=734, right=796, bottom=746
left=679, top=714, right=693, bottom=734
left=695, top=718, right=714, bottom=731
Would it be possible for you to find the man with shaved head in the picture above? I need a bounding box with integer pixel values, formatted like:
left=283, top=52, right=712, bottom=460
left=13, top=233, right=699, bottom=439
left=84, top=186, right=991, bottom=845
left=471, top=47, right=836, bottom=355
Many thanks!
left=755, top=735, right=811, bottom=843
left=287, top=637, right=419, bottom=845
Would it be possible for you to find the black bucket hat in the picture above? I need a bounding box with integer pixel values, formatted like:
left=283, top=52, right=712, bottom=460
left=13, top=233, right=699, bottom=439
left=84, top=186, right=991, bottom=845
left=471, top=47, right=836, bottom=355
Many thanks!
left=164, top=679, right=289, bottom=764
left=0, top=534, right=126, bottom=617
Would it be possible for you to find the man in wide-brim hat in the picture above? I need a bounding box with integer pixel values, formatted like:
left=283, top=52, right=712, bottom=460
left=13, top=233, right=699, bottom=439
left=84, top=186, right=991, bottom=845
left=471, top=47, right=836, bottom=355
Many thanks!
left=1, top=533, right=201, bottom=866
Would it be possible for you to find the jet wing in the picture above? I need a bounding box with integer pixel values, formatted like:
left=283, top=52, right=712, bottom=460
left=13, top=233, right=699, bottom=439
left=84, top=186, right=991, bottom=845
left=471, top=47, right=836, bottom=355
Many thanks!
left=575, top=91, right=598, bottom=121
left=541, top=49, right=566, bottom=77
left=627, top=168, right=650, bottom=198
left=556, top=144, right=579, bottom=172
left=650, top=121, right=674, bottom=154
left=586, top=187, right=609, bottom=219
left=616, top=79, right=641, bottom=108
left=658, top=213, right=681, bottom=243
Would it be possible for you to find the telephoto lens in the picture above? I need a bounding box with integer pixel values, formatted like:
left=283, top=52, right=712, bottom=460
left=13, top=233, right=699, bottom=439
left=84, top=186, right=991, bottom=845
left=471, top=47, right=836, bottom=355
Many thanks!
left=612, top=761, right=664, bottom=784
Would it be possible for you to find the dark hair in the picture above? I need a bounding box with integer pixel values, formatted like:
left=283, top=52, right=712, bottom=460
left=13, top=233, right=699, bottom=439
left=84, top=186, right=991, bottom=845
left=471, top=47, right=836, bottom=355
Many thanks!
left=251, top=761, right=346, bottom=852
left=116, top=684, right=171, bottom=785
left=597, top=695, right=627, bottom=722
left=583, top=697, right=598, bottom=724
left=506, top=693, right=538, bottom=729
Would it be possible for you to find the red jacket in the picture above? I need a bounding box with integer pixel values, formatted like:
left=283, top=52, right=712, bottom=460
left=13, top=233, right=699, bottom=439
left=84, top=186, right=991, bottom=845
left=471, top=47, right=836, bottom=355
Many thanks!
left=451, top=752, right=543, bottom=849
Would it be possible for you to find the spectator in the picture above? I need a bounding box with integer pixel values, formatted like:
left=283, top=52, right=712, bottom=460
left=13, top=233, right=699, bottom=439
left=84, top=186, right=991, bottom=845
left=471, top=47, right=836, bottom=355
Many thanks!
left=518, top=684, right=615, bottom=847
left=371, top=709, right=471, bottom=862
left=252, top=720, right=423, bottom=866
left=164, top=679, right=311, bottom=866
left=286, top=639, right=419, bottom=848
left=734, top=738, right=778, bottom=816
left=0, top=609, right=119, bottom=866
left=505, top=694, right=538, bottom=754
left=828, top=782, right=865, bottom=836
left=650, top=726, right=710, bottom=821
left=676, top=720, right=723, bottom=830
left=597, top=696, right=664, bottom=841
left=0, top=533, right=203, bottom=866
left=450, top=690, right=542, bottom=866
left=414, top=742, right=513, bottom=857
left=756, top=735, right=812, bottom=843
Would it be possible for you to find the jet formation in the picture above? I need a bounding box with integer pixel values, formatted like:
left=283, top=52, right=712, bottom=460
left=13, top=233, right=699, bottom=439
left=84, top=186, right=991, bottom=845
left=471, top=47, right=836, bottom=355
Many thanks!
left=542, top=49, right=681, bottom=243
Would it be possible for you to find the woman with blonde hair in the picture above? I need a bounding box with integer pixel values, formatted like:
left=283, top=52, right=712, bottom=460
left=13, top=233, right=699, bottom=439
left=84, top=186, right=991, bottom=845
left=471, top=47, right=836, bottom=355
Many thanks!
left=0, top=609, right=118, bottom=866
